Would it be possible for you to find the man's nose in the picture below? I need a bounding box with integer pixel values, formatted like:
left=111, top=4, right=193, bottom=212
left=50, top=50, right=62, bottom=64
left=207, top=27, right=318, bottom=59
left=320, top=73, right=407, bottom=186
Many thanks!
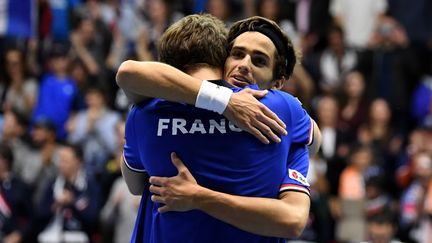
left=238, top=55, right=252, bottom=73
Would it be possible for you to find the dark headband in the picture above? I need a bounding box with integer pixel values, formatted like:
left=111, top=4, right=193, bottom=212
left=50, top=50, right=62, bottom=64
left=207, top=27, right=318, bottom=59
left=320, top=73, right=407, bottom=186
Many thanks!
left=230, top=25, right=289, bottom=71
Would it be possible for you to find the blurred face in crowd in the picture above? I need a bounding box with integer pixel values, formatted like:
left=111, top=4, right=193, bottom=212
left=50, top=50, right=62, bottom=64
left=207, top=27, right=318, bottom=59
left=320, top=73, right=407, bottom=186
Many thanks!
left=317, top=96, right=339, bottom=127
left=31, top=126, right=55, bottom=147
left=50, top=55, right=70, bottom=75
left=86, top=89, right=105, bottom=108
left=367, top=221, right=395, bottom=243
left=369, top=99, right=391, bottom=124
left=259, top=0, right=279, bottom=20
left=351, top=148, right=372, bottom=171
left=148, top=0, right=169, bottom=23
left=2, top=111, right=21, bottom=139
left=71, top=61, right=89, bottom=87
left=207, top=0, right=230, bottom=21
left=224, top=32, right=278, bottom=90
left=58, top=146, right=81, bottom=180
left=327, top=28, right=344, bottom=51
left=79, top=18, right=96, bottom=44
left=344, top=71, right=365, bottom=99
left=5, top=49, right=24, bottom=79
left=413, top=152, right=432, bottom=181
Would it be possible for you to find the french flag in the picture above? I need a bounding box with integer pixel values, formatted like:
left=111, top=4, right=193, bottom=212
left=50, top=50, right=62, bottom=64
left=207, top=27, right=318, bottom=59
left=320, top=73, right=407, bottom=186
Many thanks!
left=0, top=0, right=35, bottom=38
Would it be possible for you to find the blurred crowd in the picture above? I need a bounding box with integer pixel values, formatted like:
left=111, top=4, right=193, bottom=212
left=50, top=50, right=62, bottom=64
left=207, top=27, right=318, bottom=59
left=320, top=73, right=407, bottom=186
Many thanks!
left=0, top=0, right=431, bottom=242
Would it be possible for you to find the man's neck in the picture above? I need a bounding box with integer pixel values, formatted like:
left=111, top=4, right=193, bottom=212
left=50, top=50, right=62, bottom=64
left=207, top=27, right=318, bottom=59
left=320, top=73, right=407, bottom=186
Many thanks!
left=187, top=66, right=223, bottom=80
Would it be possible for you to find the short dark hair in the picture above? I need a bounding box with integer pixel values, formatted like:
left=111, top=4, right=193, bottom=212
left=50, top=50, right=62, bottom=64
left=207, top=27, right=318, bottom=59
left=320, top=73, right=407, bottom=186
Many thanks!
left=228, top=16, right=297, bottom=80
left=61, top=142, right=84, bottom=162
left=158, top=14, right=228, bottom=72
left=9, top=108, right=30, bottom=128
left=33, top=117, right=57, bottom=134
left=367, top=209, right=397, bottom=226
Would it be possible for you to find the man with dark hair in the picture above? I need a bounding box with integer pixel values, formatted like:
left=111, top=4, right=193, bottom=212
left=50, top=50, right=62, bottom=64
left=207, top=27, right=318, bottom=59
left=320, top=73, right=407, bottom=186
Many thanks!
left=0, top=142, right=34, bottom=243
left=117, top=14, right=320, bottom=242
left=36, top=142, right=101, bottom=243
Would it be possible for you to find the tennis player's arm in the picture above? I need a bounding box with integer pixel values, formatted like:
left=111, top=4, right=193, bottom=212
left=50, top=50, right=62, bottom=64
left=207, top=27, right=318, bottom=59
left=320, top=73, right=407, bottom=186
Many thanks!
left=196, top=189, right=309, bottom=238
left=149, top=153, right=310, bottom=238
left=121, top=157, right=149, bottom=195
left=116, top=61, right=287, bottom=144
left=116, top=61, right=201, bottom=104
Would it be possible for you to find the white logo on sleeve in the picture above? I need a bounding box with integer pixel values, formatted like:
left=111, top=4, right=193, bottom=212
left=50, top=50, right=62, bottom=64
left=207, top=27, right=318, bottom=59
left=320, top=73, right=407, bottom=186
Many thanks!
left=288, top=169, right=310, bottom=186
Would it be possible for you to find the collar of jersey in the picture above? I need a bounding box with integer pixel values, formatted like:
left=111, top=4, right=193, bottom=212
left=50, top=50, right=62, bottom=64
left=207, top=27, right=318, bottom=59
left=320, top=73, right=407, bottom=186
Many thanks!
left=208, top=79, right=260, bottom=92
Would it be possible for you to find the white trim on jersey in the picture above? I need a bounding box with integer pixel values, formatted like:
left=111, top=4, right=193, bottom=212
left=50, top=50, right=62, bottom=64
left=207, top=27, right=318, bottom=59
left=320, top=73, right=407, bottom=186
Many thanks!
left=122, top=152, right=147, bottom=173
left=307, top=118, right=314, bottom=146
left=279, top=184, right=310, bottom=196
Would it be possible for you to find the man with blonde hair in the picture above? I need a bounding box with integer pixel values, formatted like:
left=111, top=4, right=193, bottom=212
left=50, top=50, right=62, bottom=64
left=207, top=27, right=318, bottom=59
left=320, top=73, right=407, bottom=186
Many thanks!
left=118, top=14, right=320, bottom=242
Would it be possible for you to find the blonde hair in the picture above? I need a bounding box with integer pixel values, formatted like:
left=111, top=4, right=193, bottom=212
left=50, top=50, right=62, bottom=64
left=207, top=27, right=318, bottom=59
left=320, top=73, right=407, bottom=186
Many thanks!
left=158, top=14, right=228, bottom=72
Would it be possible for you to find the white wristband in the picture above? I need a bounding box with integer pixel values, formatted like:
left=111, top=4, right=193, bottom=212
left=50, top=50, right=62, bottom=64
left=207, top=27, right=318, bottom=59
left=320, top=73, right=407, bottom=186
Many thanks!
left=195, top=80, right=233, bottom=114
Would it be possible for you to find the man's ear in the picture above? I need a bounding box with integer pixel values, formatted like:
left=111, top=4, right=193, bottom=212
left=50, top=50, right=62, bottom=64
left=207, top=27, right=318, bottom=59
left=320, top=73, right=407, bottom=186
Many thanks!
left=271, top=77, right=286, bottom=90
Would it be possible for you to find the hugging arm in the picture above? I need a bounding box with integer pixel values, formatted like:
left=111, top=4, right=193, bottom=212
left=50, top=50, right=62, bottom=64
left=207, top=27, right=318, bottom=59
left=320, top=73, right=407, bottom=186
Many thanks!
left=120, top=159, right=149, bottom=195
left=116, top=61, right=287, bottom=143
left=149, top=153, right=310, bottom=238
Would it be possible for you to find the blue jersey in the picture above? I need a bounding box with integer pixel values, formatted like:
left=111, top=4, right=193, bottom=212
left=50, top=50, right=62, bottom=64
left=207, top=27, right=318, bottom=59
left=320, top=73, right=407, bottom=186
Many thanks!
left=124, top=82, right=313, bottom=243
left=32, top=73, right=78, bottom=140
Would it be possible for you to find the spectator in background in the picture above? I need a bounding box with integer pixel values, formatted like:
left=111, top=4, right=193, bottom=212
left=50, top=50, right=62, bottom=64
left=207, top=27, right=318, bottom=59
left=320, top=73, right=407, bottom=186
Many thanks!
left=319, top=24, right=357, bottom=94
left=364, top=174, right=393, bottom=219
left=30, top=118, right=62, bottom=205
left=314, top=95, right=350, bottom=241
left=0, top=142, right=34, bottom=243
left=336, top=145, right=373, bottom=242
left=330, top=0, right=388, bottom=50
left=399, top=152, right=432, bottom=242
left=36, top=143, right=101, bottom=243
left=70, top=59, right=91, bottom=111
left=358, top=98, right=403, bottom=196
left=70, top=16, right=110, bottom=80
left=282, top=64, right=316, bottom=112
left=98, top=116, right=126, bottom=203
left=302, top=153, right=333, bottom=243
left=357, top=16, right=421, bottom=127
left=2, top=109, right=41, bottom=188
left=283, top=0, right=331, bottom=44
left=32, top=44, right=79, bottom=141
left=256, top=0, right=299, bottom=46
left=256, top=0, right=317, bottom=111
left=396, top=127, right=432, bottom=191
left=140, top=0, right=180, bottom=60
left=47, top=0, right=83, bottom=44
left=411, top=61, right=432, bottom=128
left=315, top=95, right=349, bottom=195
left=0, top=0, right=35, bottom=53
left=66, top=85, right=120, bottom=177
left=367, top=210, right=401, bottom=243
left=2, top=48, right=38, bottom=118
left=338, top=70, right=369, bottom=140
left=206, top=0, right=234, bottom=26
left=284, top=0, right=332, bottom=85
left=99, top=118, right=140, bottom=243
left=387, top=0, right=432, bottom=79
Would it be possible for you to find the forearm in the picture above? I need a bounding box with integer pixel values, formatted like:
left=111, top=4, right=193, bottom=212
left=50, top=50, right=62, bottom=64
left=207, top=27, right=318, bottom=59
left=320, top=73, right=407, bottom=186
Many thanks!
left=193, top=188, right=310, bottom=238
left=121, top=159, right=148, bottom=195
left=116, top=61, right=201, bottom=104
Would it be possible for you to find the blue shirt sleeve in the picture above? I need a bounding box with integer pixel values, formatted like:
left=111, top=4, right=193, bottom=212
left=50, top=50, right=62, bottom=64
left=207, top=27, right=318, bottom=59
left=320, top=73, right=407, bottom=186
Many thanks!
left=123, top=106, right=146, bottom=172
left=280, top=143, right=310, bottom=196
left=289, top=97, right=314, bottom=146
